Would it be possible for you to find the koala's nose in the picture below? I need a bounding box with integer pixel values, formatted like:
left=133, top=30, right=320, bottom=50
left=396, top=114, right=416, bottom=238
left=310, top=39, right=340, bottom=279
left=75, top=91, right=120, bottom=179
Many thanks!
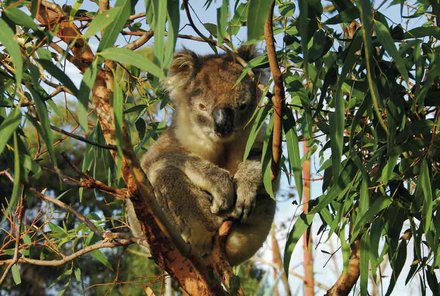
left=213, top=107, right=234, bottom=136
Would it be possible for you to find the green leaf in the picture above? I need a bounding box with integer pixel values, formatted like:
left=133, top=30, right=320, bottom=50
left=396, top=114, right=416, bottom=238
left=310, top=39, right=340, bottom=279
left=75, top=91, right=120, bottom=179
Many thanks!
left=358, top=178, right=369, bottom=217
left=298, top=0, right=309, bottom=79
left=283, top=109, right=303, bottom=198
left=97, top=0, right=130, bottom=51
left=83, top=7, right=122, bottom=39
left=77, top=62, right=98, bottom=132
left=217, top=0, right=229, bottom=45
left=0, top=18, right=23, bottom=86
left=284, top=213, right=314, bottom=277
left=74, top=267, right=82, bottom=282
left=247, top=0, right=274, bottom=41
left=99, top=47, right=164, bottom=79
left=244, top=104, right=270, bottom=160
left=0, top=108, right=21, bottom=155
left=28, top=87, right=57, bottom=166
left=420, top=160, right=433, bottom=234
left=36, top=59, right=79, bottom=96
left=2, top=133, right=21, bottom=224
left=385, top=241, right=407, bottom=296
left=405, top=26, right=440, bottom=40
left=113, top=75, right=124, bottom=179
left=381, top=155, right=398, bottom=184
left=91, top=250, right=113, bottom=270
left=352, top=196, right=392, bottom=241
left=374, top=20, right=409, bottom=82
left=152, top=0, right=167, bottom=67
left=164, top=0, right=180, bottom=67
left=4, top=7, right=39, bottom=30
left=357, top=0, right=389, bottom=135
left=11, top=264, right=21, bottom=285
left=261, top=113, right=274, bottom=198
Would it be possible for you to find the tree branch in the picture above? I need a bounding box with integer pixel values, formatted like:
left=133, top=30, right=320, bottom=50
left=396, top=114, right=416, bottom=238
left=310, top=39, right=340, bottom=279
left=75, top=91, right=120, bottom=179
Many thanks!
left=326, top=239, right=361, bottom=296
left=32, top=2, right=232, bottom=294
left=29, top=188, right=103, bottom=238
left=0, top=188, right=24, bottom=286
left=0, top=240, right=133, bottom=267
left=264, top=1, right=286, bottom=181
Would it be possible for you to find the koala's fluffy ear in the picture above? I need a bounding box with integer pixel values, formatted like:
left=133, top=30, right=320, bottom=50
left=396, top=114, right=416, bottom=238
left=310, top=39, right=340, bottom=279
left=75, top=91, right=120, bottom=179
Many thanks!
left=168, top=50, right=199, bottom=79
left=237, top=45, right=257, bottom=62
left=166, top=50, right=200, bottom=94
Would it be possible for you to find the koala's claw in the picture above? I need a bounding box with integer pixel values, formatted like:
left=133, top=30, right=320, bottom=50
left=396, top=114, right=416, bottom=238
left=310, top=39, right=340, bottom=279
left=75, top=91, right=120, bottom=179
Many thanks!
left=209, top=177, right=235, bottom=214
left=230, top=192, right=257, bottom=221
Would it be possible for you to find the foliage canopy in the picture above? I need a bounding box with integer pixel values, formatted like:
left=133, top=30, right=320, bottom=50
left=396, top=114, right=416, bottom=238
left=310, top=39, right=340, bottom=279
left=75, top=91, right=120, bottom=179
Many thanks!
left=0, top=0, right=439, bottom=295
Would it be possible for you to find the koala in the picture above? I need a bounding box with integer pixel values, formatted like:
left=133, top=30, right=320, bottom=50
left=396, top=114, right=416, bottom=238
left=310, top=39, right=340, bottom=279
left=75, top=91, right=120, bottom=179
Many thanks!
left=127, top=46, right=276, bottom=265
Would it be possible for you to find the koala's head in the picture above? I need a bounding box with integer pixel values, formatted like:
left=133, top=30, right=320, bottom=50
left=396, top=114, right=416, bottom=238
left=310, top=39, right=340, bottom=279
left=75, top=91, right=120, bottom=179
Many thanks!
left=165, top=46, right=259, bottom=143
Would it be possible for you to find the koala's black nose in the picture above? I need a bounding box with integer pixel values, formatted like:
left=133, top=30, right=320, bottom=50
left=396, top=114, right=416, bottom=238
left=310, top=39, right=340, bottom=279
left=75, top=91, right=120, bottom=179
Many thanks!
left=213, top=107, right=234, bottom=136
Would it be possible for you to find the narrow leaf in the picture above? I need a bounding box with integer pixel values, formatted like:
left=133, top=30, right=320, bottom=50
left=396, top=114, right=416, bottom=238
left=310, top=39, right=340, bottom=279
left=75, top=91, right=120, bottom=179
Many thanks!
left=284, top=213, right=314, bottom=277
left=247, top=0, right=274, bottom=41
left=420, top=160, right=433, bottom=234
left=0, top=108, right=21, bottom=155
left=4, top=7, right=39, bottom=30
left=83, top=7, right=122, bottom=39
left=36, top=59, right=79, bottom=96
left=374, top=20, right=409, bottom=81
left=283, top=110, right=303, bottom=198
left=11, top=264, right=21, bottom=285
left=216, top=0, right=229, bottom=44
left=0, top=18, right=23, bottom=86
left=77, top=62, right=98, bottom=132
left=99, top=47, right=164, bottom=79
left=91, top=250, right=113, bottom=270
left=97, top=0, right=130, bottom=51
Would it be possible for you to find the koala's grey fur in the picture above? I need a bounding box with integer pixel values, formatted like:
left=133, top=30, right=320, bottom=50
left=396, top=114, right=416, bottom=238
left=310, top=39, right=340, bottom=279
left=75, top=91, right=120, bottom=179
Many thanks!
left=127, top=47, right=276, bottom=265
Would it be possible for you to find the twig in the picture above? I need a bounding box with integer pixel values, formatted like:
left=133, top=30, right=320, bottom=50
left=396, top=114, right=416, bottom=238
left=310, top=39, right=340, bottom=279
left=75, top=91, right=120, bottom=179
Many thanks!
left=264, top=2, right=285, bottom=180
left=50, top=124, right=118, bottom=150
left=125, top=30, right=154, bottom=50
left=0, top=187, right=25, bottom=286
left=182, top=0, right=214, bottom=46
left=0, top=240, right=133, bottom=267
left=59, top=152, right=129, bottom=199
left=29, top=188, right=103, bottom=237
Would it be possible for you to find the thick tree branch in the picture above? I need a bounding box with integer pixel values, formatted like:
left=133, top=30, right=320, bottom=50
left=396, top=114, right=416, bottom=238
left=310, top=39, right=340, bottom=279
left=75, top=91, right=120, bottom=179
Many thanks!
left=264, top=1, right=286, bottom=181
left=326, top=239, right=361, bottom=296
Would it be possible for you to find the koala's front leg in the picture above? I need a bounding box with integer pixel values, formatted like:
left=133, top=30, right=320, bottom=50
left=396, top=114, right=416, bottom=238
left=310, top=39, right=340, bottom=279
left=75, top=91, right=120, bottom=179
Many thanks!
left=231, top=160, right=262, bottom=220
left=150, top=153, right=235, bottom=214
left=181, top=156, right=235, bottom=214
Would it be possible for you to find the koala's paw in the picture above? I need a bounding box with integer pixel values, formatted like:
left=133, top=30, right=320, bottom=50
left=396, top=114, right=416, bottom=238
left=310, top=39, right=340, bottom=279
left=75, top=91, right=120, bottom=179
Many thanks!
left=209, top=170, right=235, bottom=214
left=229, top=160, right=262, bottom=221
left=230, top=185, right=257, bottom=221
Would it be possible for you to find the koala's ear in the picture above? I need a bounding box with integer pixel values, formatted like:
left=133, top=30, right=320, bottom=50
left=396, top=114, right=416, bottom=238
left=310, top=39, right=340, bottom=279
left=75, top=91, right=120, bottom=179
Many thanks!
left=168, top=49, right=200, bottom=79
left=237, top=45, right=257, bottom=62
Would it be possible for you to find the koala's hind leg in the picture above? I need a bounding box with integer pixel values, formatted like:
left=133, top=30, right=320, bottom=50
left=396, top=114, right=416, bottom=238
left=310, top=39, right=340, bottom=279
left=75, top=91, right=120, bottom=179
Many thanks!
left=225, top=195, right=276, bottom=265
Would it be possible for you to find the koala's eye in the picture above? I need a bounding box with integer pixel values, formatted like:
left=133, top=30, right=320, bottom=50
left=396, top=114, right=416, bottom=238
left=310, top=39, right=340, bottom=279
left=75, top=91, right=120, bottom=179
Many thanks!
left=198, top=103, right=207, bottom=111
left=238, top=103, right=247, bottom=110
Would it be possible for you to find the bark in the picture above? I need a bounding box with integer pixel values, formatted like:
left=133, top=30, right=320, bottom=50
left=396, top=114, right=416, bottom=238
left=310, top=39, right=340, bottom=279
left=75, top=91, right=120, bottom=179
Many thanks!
left=326, top=240, right=361, bottom=296
left=264, top=1, right=286, bottom=181
left=302, top=142, right=315, bottom=296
